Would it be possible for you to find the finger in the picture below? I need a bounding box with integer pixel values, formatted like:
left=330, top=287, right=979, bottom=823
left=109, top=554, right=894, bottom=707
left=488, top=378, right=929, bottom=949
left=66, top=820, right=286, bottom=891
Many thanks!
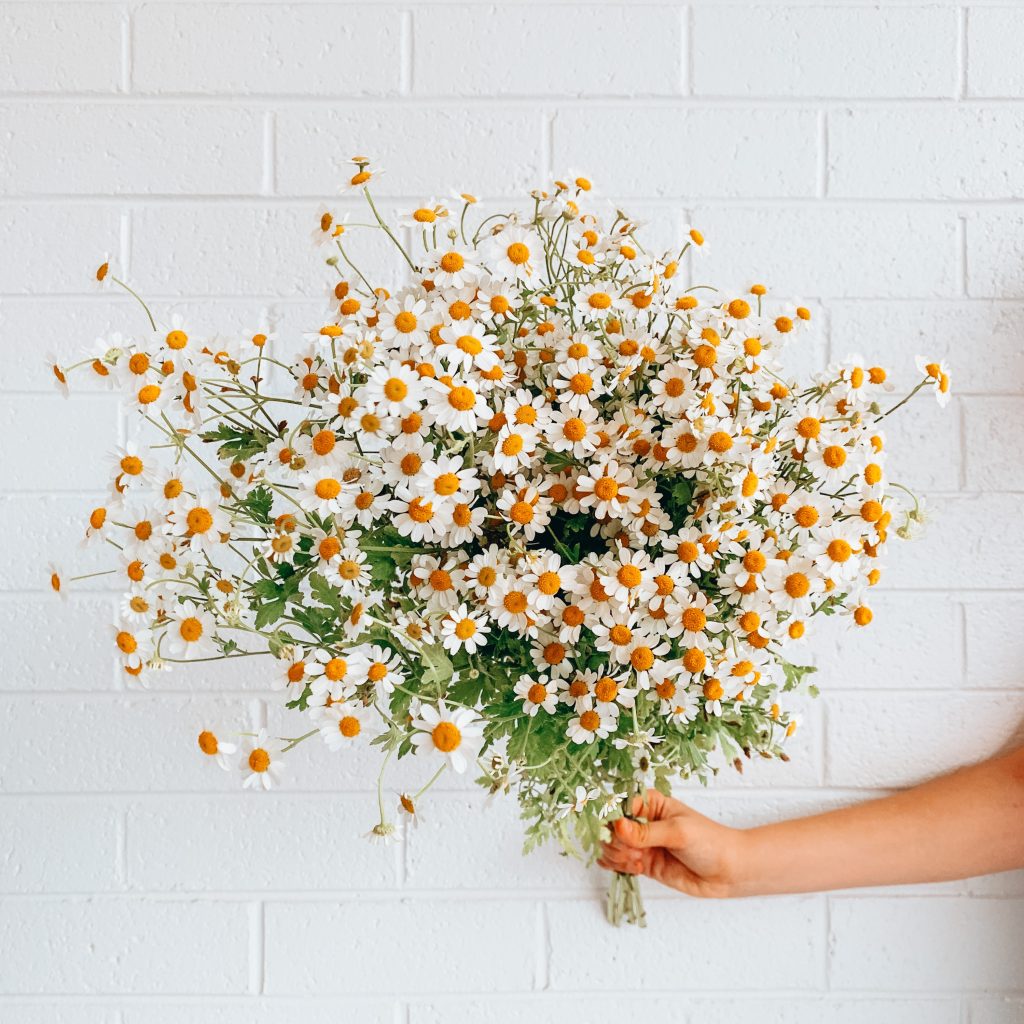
left=598, top=847, right=644, bottom=873
left=613, top=814, right=678, bottom=850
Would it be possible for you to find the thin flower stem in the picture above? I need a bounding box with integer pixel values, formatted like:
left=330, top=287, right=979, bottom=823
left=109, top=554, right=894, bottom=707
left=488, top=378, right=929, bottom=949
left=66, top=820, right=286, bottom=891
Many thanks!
left=413, top=762, right=448, bottom=801
left=363, top=187, right=417, bottom=273
left=281, top=728, right=319, bottom=753
left=111, top=277, right=157, bottom=330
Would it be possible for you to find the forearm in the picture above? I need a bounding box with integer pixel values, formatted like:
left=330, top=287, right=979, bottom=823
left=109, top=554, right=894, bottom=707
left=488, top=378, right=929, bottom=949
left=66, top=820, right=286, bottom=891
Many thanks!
left=732, top=747, right=1024, bottom=897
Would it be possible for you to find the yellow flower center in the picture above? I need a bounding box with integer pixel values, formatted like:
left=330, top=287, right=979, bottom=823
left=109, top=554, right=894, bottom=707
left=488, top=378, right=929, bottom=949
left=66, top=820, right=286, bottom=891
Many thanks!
left=315, top=478, right=342, bottom=500
left=198, top=731, right=218, bottom=755
left=794, top=505, right=819, bottom=528
left=432, top=721, right=462, bottom=752
left=682, top=607, right=706, bottom=633
left=617, top=565, right=641, bottom=589
left=394, top=311, right=418, bottom=333
left=506, top=242, right=530, bottom=265
left=433, top=472, right=460, bottom=497
left=509, top=501, right=534, bottom=525
left=187, top=507, right=213, bottom=534
left=569, top=372, right=593, bottom=395
left=179, top=616, right=203, bottom=642
left=248, top=748, right=270, bottom=773
left=822, top=446, right=846, bottom=469
left=324, top=657, right=348, bottom=681
left=562, top=417, right=587, bottom=442
left=631, top=646, right=654, bottom=671
left=677, top=540, right=699, bottom=562
left=785, top=573, right=810, bottom=598
left=537, top=571, right=560, bottom=595
left=440, top=251, right=464, bottom=273
left=527, top=683, right=548, bottom=704
left=501, top=434, right=524, bottom=456
left=448, top=386, right=475, bottom=411
left=609, top=624, right=632, bottom=646
left=827, top=539, right=852, bottom=563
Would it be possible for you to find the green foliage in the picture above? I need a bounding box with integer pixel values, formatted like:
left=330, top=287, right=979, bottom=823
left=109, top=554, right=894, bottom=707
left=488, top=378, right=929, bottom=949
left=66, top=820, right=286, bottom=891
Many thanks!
left=200, top=422, right=272, bottom=461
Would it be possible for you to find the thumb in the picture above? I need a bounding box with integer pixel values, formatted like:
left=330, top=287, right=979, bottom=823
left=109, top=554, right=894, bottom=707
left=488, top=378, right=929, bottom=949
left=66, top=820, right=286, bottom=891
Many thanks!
left=613, top=814, right=675, bottom=850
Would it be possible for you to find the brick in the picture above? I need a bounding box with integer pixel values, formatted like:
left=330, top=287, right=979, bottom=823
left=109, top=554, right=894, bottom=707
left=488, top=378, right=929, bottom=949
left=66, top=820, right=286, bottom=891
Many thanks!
left=129, top=203, right=404, bottom=297
left=0, top=694, right=377, bottom=793
left=0, top=3, right=123, bottom=93
left=0, top=594, right=119, bottom=691
left=0, top=1009, right=114, bottom=1024
left=811, top=594, right=962, bottom=690
left=126, top=795, right=399, bottom=891
left=968, top=999, right=1024, bottom=1023
left=968, top=8, right=1024, bottom=97
left=0, top=105, right=264, bottom=196
left=829, top=896, right=1024, bottom=992
left=964, top=397, right=1024, bottom=491
left=967, top=213, right=1024, bottom=298
left=0, top=296, right=131, bottom=393
left=711, top=699, right=825, bottom=789
left=413, top=6, right=681, bottom=97
left=883, top=494, right=1024, bottom=590
left=547, top=896, right=825, bottom=990
left=120, top=1006, right=395, bottom=1024
left=829, top=301, right=1024, bottom=396
left=552, top=108, right=817, bottom=198
left=405, top=793, right=584, bottom=890
left=133, top=4, right=401, bottom=96
left=830, top=108, right=1024, bottom=200
left=2, top=394, right=120, bottom=492
left=967, top=870, right=1024, bottom=899
left=687, top=999, right=960, bottom=1024
left=0, top=206, right=123, bottom=295
left=693, top=6, right=956, bottom=98
left=0, top=898, right=250, bottom=994
left=0, top=493, right=118, bottom=592
left=824, top=692, right=1024, bottom=789
left=0, top=798, right=120, bottom=893
left=691, top=207, right=959, bottom=299
left=275, top=107, right=543, bottom=198
left=411, top=998, right=960, bottom=1024
left=264, top=899, right=536, bottom=994
left=882, top=392, right=962, bottom=492
left=965, top=596, right=1024, bottom=689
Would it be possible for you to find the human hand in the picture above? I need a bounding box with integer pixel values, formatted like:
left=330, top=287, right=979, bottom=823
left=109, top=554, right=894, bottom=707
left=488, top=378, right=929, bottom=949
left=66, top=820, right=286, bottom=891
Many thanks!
left=597, top=789, right=749, bottom=898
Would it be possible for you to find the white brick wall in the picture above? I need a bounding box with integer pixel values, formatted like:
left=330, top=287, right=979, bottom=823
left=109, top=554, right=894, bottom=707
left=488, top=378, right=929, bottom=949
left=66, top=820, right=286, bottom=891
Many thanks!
left=2, top=2, right=1023, bottom=1020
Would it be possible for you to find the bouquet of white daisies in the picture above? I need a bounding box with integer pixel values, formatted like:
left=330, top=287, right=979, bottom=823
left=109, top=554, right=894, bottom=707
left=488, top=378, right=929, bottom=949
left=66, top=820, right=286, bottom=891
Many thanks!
left=53, top=160, right=949, bottom=924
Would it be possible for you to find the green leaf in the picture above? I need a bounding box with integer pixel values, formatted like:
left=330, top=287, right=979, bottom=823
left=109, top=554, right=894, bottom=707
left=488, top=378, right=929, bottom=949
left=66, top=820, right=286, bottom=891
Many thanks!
left=254, top=595, right=287, bottom=630
left=781, top=660, right=818, bottom=692
left=200, top=422, right=271, bottom=461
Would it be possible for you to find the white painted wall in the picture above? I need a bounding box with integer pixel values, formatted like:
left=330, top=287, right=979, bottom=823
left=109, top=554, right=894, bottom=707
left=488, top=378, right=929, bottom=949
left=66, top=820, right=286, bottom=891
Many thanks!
left=2, top=2, right=1023, bottom=1021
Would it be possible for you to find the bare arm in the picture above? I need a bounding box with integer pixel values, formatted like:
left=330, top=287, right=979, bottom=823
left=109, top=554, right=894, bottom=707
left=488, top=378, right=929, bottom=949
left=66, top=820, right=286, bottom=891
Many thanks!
left=598, top=746, right=1024, bottom=898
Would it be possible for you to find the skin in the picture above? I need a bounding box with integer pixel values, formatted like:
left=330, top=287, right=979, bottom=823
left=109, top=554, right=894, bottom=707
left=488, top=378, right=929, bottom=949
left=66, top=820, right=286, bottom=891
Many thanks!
left=598, top=745, right=1024, bottom=898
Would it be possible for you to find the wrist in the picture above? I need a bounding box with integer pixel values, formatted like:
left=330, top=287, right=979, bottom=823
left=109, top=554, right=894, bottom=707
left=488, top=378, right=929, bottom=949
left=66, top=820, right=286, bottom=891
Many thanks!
left=720, top=825, right=764, bottom=898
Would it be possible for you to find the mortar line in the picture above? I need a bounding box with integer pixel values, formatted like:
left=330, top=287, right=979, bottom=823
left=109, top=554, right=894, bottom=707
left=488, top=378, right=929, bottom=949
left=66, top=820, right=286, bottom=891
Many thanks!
left=262, top=111, right=276, bottom=196
left=399, top=9, right=413, bottom=96
left=119, top=6, right=132, bottom=94
left=958, top=7, right=969, bottom=100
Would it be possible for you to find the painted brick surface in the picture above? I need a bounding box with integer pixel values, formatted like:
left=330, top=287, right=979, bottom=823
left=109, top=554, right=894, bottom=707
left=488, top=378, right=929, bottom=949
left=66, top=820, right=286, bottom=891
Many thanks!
left=2, top=2, right=1021, bottom=1018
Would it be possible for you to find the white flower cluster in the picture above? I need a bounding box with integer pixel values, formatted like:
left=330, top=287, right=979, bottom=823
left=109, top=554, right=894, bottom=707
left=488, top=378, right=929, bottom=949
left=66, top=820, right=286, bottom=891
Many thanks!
left=55, top=164, right=947, bottom=910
